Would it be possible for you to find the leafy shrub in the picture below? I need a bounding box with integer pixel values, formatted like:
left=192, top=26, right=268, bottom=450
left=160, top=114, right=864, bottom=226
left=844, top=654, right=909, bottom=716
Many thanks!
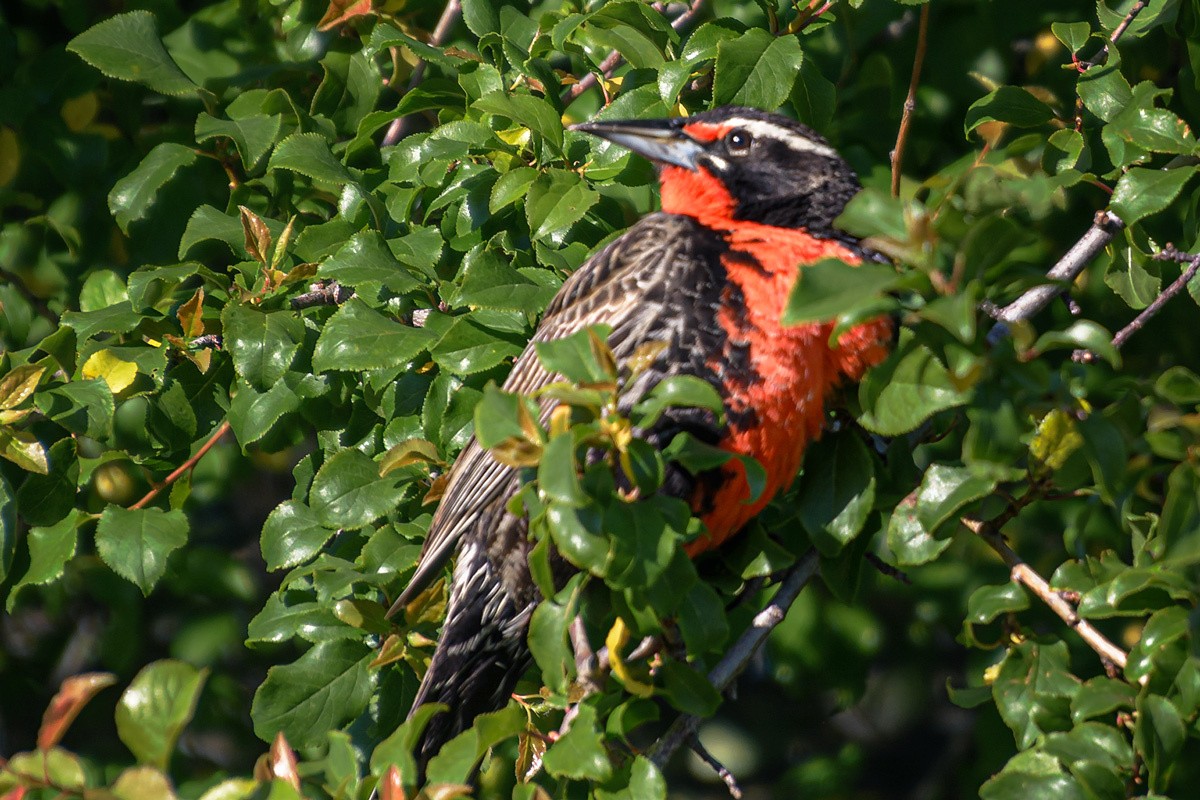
left=1, top=0, right=1199, bottom=798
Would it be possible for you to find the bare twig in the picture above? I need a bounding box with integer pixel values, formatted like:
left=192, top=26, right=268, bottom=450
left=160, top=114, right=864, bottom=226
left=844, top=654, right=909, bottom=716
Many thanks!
left=1074, top=245, right=1200, bottom=362
left=1079, top=0, right=1149, bottom=69
left=291, top=280, right=354, bottom=309
left=986, top=210, right=1125, bottom=343
left=649, top=550, right=820, bottom=768
left=382, top=0, right=462, bottom=147
left=961, top=517, right=1132, bottom=674
left=562, top=0, right=705, bottom=104
left=890, top=3, right=930, bottom=197
left=130, top=421, right=232, bottom=510
left=865, top=551, right=911, bottom=584
left=689, top=736, right=744, bottom=799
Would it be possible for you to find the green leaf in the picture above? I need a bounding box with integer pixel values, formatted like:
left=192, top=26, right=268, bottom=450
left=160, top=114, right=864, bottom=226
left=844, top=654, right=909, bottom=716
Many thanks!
left=7, top=509, right=83, bottom=611
left=1051, top=21, right=1091, bottom=52
left=269, top=133, right=356, bottom=185
left=38, top=380, right=116, bottom=440
left=979, top=750, right=1085, bottom=800
left=964, top=86, right=1056, bottom=135
left=1136, top=693, right=1187, bottom=789
left=251, top=640, right=375, bottom=750
left=425, top=704, right=526, bottom=784
left=312, top=299, right=435, bottom=373
left=634, top=375, right=725, bottom=428
left=308, top=448, right=406, bottom=530
left=1078, top=63, right=1132, bottom=123
left=857, top=332, right=969, bottom=436
left=1126, top=606, right=1189, bottom=684
left=1, top=475, right=16, bottom=586
left=534, top=326, right=615, bottom=384
left=887, top=464, right=996, bottom=566
left=1071, top=677, right=1136, bottom=723
left=80, top=270, right=129, bottom=312
left=16, top=438, right=79, bottom=526
left=795, top=434, right=876, bottom=556
left=528, top=574, right=582, bottom=695
left=95, top=506, right=189, bottom=595
left=68, top=11, right=201, bottom=96
left=369, top=704, right=446, bottom=784
left=965, top=582, right=1029, bottom=625
left=475, top=93, right=563, bottom=158
left=427, top=314, right=522, bottom=375
left=787, top=261, right=902, bottom=326
left=1104, top=244, right=1161, bottom=309
left=539, top=434, right=582, bottom=505
left=713, top=28, right=803, bottom=110
left=195, top=112, right=283, bottom=171
left=222, top=304, right=305, bottom=392
left=1155, top=365, right=1200, bottom=405
left=542, top=702, right=612, bottom=781
left=261, top=500, right=334, bottom=571
left=1109, top=167, right=1196, bottom=225
left=677, top=581, right=729, bottom=654
left=319, top=232, right=423, bottom=294
left=659, top=659, right=721, bottom=716
left=992, top=640, right=1079, bottom=750
left=115, top=660, right=208, bottom=769
left=460, top=0, right=500, bottom=37
left=489, top=166, right=539, bottom=212
left=0, top=427, right=49, bottom=474
left=1033, top=320, right=1119, bottom=366
left=525, top=169, right=599, bottom=241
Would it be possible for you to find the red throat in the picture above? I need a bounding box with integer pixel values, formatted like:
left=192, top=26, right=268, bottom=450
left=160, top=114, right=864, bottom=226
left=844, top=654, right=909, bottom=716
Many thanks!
left=660, top=165, right=736, bottom=227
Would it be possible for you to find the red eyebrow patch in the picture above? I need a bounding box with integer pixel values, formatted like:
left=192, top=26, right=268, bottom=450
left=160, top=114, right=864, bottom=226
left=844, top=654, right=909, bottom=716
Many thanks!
left=681, top=121, right=732, bottom=142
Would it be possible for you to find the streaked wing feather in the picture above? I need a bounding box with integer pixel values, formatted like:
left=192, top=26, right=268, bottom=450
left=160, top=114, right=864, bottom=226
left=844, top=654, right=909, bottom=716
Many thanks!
left=388, top=214, right=704, bottom=614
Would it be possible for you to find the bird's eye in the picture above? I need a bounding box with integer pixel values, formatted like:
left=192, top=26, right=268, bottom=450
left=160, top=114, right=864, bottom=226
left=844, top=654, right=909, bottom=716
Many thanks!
left=725, top=129, right=752, bottom=155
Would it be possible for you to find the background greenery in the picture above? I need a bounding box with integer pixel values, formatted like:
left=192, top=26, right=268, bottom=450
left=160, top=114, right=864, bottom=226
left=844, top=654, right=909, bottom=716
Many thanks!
left=1, top=0, right=1199, bottom=797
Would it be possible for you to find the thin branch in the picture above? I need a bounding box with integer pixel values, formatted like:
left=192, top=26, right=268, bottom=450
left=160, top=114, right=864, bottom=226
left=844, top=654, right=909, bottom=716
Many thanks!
left=291, top=280, right=354, bottom=309
left=689, top=736, right=744, bottom=799
left=649, top=550, right=820, bottom=768
left=890, top=3, right=930, bottom=197
left=1080, top=0, right=1149, bottom=69
left=382, top=0, right=462, bottom=147
left=130, top=421, right=232, bottom=510
left=562, top=0, right=705, bottom=104
left=1073, top=245, right=1200, bottom=362
left=986, top=210, right=1125, bottom=344
left=961, top=517, right=1132, bottom=674
left=1111, top=247, right=1200, bottom=350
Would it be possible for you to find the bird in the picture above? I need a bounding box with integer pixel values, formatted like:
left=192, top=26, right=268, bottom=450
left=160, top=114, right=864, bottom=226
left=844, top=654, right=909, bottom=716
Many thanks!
left=385, top=105, right=895, bottom=772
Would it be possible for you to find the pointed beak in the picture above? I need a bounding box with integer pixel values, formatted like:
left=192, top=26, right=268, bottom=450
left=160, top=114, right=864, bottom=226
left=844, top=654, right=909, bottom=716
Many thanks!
left=569, top=118, right=704, bottom=170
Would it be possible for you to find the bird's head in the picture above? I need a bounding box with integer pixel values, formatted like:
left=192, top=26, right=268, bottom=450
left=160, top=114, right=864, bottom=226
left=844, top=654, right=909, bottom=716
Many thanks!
left=571, top=106, right=860, bottom=233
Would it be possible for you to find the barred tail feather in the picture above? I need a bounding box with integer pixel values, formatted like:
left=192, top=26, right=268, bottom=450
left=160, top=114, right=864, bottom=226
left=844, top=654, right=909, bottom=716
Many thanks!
left=410, top=541, right=535, bottom=776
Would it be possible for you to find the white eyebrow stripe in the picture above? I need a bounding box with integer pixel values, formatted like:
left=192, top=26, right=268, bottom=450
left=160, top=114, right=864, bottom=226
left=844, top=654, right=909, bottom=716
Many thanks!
left=723, top=117, right=837, bottom=158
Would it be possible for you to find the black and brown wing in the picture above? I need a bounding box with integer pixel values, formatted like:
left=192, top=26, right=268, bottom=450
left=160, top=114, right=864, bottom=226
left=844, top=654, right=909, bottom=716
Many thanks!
left=393, top=212, right=736, bottom=768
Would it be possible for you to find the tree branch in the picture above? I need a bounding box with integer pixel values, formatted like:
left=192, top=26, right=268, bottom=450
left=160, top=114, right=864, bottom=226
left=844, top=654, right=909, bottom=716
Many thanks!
left=0, top=266, right=59, bottom=325
left=986, top=210, right=1125, bottom=343
left=291, top=280, right=354, bottom=309
left=890, top=2, right=930, bottom=197
left=130, top=421, right=232, bottom=510
left=562, top=0, right=705, bottom=104
left=649, top=550, right=820, bottom=768
left=382, top=0, right=462, bottom=147
left=961, top=517, right=1132, bottom=675
left=689, top=735, right=744, bottom=799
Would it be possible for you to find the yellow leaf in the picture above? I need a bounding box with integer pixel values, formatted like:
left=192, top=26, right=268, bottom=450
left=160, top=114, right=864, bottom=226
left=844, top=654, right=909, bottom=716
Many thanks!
left=60, top=92, right=99, bottom=133
left=81, top=350, right=138, bottom=394
left=380, top=438, right=442, bottom=476
left=1029, top=408, right=1083, bottom=473
left=495, top=127, right=531, bottom=148
left=605, top=617, right=655, bottom=698
left=0, top=364, right=45, bottom=410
